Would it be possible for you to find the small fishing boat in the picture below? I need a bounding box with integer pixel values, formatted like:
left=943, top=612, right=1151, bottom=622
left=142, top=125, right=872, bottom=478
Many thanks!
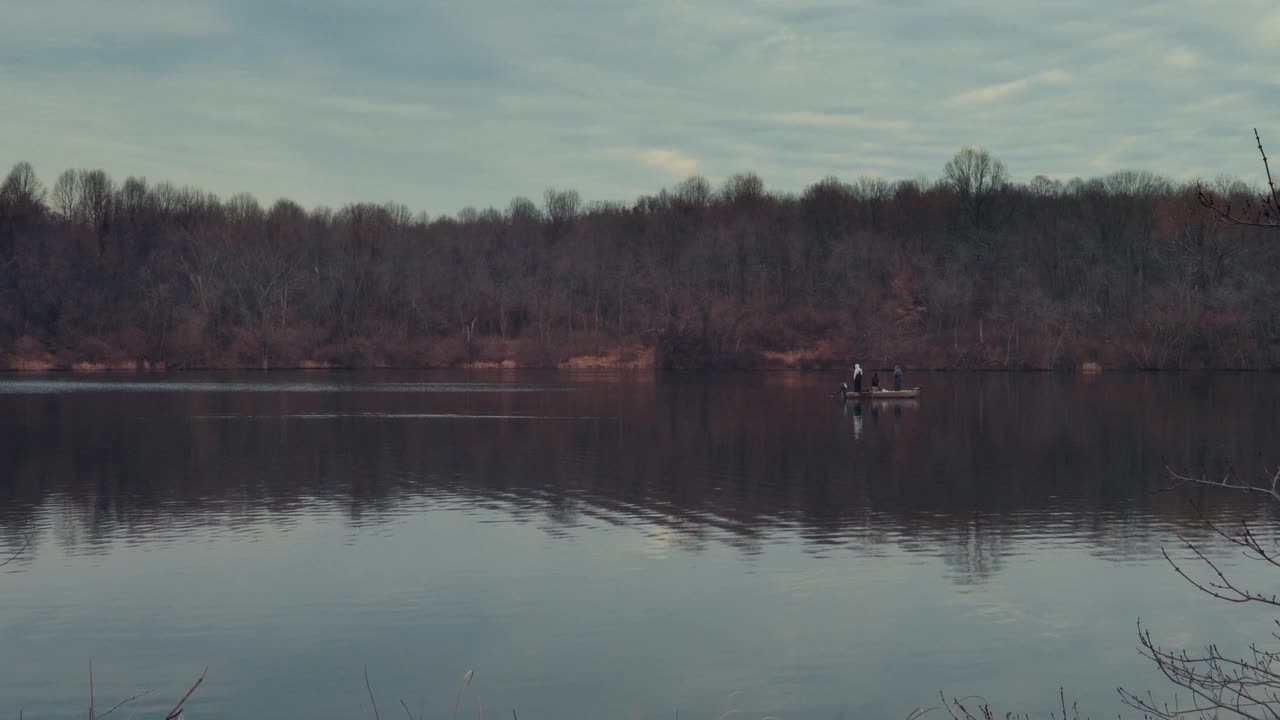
left=842, top=387, right=921, bottom=400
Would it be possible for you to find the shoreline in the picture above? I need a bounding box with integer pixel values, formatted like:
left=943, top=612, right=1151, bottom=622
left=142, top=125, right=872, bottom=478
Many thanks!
left=0, top=335, right=1267, bottom=374
left=0, top=358, right=1271, bottom=374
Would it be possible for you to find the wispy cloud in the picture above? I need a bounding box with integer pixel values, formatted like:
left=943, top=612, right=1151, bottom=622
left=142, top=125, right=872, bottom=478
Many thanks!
left=1086, top=135, right=1145, bottom=172
left=2, top=0, right=227, bottom=43
left=1182, top=93, right=1245, bottom=114
left=1163, top=47, right=1200, bottom=70
left=0, top=0, right=1275, bottom=212
left=614, top=148, right=701, bottom=178
left=762, top=112, right=909, bottom=131
left=1246, top=11, right=1280, bottom=49
left=947, top=70, right=1074, bottom=108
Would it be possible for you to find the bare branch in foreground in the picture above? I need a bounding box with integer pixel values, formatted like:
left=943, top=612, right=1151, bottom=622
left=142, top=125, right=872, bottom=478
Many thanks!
left=453, top=670, right=474, bottom=720
left=939, top=693, right=999, bottom=720
left=905, top=706, right=938, bottom=720
left=1149, top=493, right=1280, bottom=610
left=95, top=688, right=156, bottom=720
left=1258, top=128, right=1280, bottom=214
left=1119, top=456, right=1280, bottom=720
left=932, top=688, right=1084, bottom=720
left=1161, top=530, right=1280, bottom=608
left=1118, top=617, right=1280, bottom=720
left=364, top=665, right=380, bottom=720
left=163, top=667, right=207, bottom=720
left=1163, top=465, right=1280, bottom=504
left=1198, top=129, right=1280, bottom=230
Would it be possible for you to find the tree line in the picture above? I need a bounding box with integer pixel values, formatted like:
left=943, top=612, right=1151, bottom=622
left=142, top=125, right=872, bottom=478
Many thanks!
left=1, top=148, right=1277, bottom=370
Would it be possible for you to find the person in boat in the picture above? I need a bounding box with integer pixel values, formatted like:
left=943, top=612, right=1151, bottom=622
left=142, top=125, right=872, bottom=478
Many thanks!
left=852, top=363, right=863, bottom=393
left=870, top=370, right=881, bottom=392
left=893, top=365, right=904, bottom=391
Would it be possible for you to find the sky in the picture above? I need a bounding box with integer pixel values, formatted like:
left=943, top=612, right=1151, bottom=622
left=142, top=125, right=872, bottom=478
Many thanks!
left=2, top=0, right=1278, bottom=215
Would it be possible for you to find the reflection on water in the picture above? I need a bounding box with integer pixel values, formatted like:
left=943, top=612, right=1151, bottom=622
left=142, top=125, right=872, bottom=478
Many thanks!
left=0, top=378, right=571, bottom=394
left=0, top=371, right=1278, bottom=719
left=192, top=412, right=612, bottom=420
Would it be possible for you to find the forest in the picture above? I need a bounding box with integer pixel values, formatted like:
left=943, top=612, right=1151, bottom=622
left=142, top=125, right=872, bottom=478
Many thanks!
left=0, top=148, right=1276, bottom=371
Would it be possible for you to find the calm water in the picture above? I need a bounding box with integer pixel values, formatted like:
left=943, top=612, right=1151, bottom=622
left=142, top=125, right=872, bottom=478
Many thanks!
left=1, top=371, right=1278, bottom=719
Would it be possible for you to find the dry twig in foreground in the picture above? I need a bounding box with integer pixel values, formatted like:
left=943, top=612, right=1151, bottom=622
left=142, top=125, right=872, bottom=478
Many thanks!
left=164, top=667, right=207, bottom=720
left=1198, top=129, right=1280, bottom=229
left=1119, top=464, right=1280, bottom=720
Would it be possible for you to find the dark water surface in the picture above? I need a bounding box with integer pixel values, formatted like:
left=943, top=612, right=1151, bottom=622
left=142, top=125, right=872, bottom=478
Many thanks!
left=2, top=371, right=1278, bottom=719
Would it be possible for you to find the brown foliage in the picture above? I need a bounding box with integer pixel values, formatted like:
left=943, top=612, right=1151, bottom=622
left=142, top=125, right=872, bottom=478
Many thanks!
left=1, top=154, right=1278, bottom=370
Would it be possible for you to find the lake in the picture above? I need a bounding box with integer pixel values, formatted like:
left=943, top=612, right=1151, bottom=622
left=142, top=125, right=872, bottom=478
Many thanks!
left=1, top=371, right=1278, bottom=720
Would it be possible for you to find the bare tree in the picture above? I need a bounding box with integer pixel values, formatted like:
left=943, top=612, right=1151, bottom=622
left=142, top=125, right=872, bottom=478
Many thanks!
left=51, top=168, right=80, bottom=221
left=720, top=172, right=766, bottom=206
left=80, top=169, right=115, bottom=251
left=507, top=196, right=541, bottom=224
left=673, top=175, right=713, bottom=209
left=543, top=188, right=580, bottom=241
left=225, top=192, right=262, bottom=226
left=0, top=163, right=46, bottom=270
left=944, top=147, right=1009, bottom=231
left=227, top=237, right=305, bottom=369
left=0, top=162, right=46, bottom=209
left=1027, top=175, right=1064, bottom=198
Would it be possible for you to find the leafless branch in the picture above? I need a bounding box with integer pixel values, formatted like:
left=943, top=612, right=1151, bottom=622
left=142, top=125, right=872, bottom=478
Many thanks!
left=1198, top=129, right=1280, bottom=230
left=1153, top=497, right=1280, bottom=609
left=1164, top=465, right=1280, bottom=504
left=1120, top=459, right=1280, bottom=720
left=905, top=706, right=938, bottom=720
left=400, top=698, right=415, bottom=720
left=163, top=667, right=207, bottom=720
left=453, top=670, right=474, bottom=720
left=1258, top=128, right=1280, bottom=214
left=365, top=665, right=381, bottom=720
left=95, top=688, right=155, bottom=720
left=939, top=693, right=999, bottom=720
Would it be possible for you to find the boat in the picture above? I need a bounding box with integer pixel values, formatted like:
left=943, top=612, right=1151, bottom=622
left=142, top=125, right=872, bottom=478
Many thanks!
left=843, top=387, right=921, bottom=400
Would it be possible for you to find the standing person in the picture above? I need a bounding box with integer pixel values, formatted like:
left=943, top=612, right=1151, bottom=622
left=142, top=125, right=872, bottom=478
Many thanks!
left=870, top=370, right=881, bottom=392
left=852, top=363, right=863, bottom=393
left=893, top=364, right=904, bottom=391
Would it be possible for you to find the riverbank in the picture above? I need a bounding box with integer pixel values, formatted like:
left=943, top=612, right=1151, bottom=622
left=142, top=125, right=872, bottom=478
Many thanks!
left=0, top=332, right=1268, bottom=372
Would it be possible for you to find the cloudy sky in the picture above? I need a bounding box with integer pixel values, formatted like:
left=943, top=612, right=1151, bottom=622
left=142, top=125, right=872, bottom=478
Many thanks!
left=2, top=0, right=1277, bottom=214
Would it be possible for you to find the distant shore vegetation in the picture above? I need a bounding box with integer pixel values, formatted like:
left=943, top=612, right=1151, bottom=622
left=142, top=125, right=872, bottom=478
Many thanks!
left=1, top=148, right=1277, bottom=371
